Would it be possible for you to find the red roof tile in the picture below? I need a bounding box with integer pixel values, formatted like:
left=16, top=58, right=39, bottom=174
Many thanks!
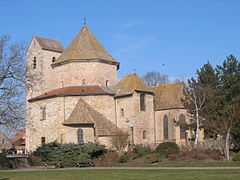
left=28, top=86, right=114, bottom=102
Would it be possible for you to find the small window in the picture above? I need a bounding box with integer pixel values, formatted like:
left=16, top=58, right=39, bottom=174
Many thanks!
left=33, top=57, right=36, bottom=69
left=140, top=93, right=145, bottom=111
left=41, top=107, right=46, bottom=120
left=121, top=108, right=124, bottom=117
left=2, top=138, right=4, bottom=144
left=106, top=80, right=109, bottom=87
left=82, top=79, right=86, bottom=86
left=52, top=57, right=56, bottom=63
left=77, top=129, right=84, bottom=144
left=41, top=137, right=46, bottom=145
left=143, top=130, right=147, bottom=139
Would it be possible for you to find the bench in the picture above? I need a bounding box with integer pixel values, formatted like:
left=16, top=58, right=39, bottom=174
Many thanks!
left=75, top=161, right=94, bottom=167
left=44, top=162, right=64, bottom=169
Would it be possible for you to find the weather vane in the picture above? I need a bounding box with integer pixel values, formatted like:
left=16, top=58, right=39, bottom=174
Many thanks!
left=83, top=17, right=87, bottom=26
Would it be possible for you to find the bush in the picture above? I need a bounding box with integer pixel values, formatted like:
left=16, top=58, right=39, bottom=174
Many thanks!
left=33, top=142, right=106, bottom=166
left=156, top=142, right=180, bottom=157
left=118, top=153, right=129, bottom=163
left=0, top=154, right=12, bottom=168
left=233, top=152, right=240, bottom=161
left=144, top=153, right=163, bottom=163
left=133, top=144, right=152, bottom=157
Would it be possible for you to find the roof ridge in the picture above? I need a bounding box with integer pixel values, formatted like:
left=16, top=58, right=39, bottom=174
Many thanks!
left=34, top=36, right=61, bottom=43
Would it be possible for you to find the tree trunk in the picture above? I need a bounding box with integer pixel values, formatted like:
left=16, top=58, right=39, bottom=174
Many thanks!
left=225, top=127, right=231, bottom=160
left=194, top=108, right=199, bottom=147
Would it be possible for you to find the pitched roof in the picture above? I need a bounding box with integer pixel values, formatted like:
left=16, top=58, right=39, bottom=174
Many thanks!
left=11, top=129, right=25, bottom=146
left=34, top=36, right=64, bottom=53
left=28, top=86, right=114, bottom=102
left=151, top=82, right=185, bottom=111
left=114, top=73, right=152, bottom=96
left=63, top=98, right=123, bottom=136
left=53, top=26, right=119, bottom=66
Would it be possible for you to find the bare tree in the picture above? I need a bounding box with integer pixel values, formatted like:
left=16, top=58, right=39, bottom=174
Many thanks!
left=0, top=35, right=39, bottom=135
left=142, top=71, right=169, bottom=86
left=182, top=79, right=211, bottom=147
left=110, top=133, right=129, bottom=156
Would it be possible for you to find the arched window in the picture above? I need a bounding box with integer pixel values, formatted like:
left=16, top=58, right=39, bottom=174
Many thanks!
left=40, top=107, right=46, bottom=120
left=82, top=79, right=86, bottom=86
left=52, top=57, right=56, bottom=63
left=121, top=108, right=124, bottom=117
left=179, top=114, right=187, bottom=139
left=77, top=129, right=84, bottom=144
left=143, top=130, right=147, bottom=139
left=41, top=137, right=46, bottom=145
left=106, top=80, right=109, bottom=87
left=33, top=57, right=36, bottom=69
left=140, top=93, right=145, bottom=111
left=163, top=115, right=168, bottom=140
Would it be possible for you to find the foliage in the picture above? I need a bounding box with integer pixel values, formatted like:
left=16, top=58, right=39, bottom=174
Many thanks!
left=133, top=144, right=152, bottom=157
left=142, top=71, right=169, bottom=86
left=118, top=153, right=129, bottom=163
left=144, top=153, right=163, bottom=163
left=0, top=153, right=12, bottom=168
left=33, top=142, right=106, bottom=166
left=110, top=133, right=129, bottom=156
left=156, top=142, right=180, bottom=157
left=232, top=152, right=240, bottom=161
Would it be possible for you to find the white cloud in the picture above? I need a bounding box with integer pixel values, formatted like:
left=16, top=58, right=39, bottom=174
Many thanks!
left=122, top=20, right=145, bottom=30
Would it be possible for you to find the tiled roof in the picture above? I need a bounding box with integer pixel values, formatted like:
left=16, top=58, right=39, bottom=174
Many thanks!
left=53, top=26, right=119, bottom=66
left=151, top=82, right=185, bottom=111
left=28, top=86, right=114, bottom=102
left=34, top=36, right=64, bottom=53
left=63, top=98, right=123, bottom=136
left=114, top=73, right=152, bottom=96
left=11, top=129, right=25, bottom=146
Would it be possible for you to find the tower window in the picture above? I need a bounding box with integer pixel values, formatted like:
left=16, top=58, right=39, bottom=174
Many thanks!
left=140, top=93, right=145, bottom=111
left=77, top=129, right=84, bottom=144
left=106, top=80, right=109, bottom=87
left=82, top=79, right=86, bottom=86
left=143, top=130, right=147, bottom=139
left=40, top=107, right=46, bottom=120
left=52, top=57, right=56, bottom=63
left=41, top=137, right=46, bottom=145
left=121, top=108, right=124, bottom=117
left=33, top=57, right=36, bottom=69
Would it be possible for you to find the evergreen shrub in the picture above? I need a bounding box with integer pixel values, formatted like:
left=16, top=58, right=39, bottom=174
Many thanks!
left=156, top=142, right=180, bottom=157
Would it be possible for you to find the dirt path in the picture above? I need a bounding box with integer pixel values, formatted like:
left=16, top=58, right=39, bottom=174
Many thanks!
left=1, top=166, right=240, bottom=172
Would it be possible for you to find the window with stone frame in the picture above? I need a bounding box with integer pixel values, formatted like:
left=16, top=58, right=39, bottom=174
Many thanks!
left=179, top=113, right=187, bottom=139
left=33, top=57, right=36, bottom=69
left=106, top=80, right=109, bottom=87
left=41, top=137, right=46, bottom=145
left=163, top=115, right=169, bottom=139
left=40, top=107, right=46, bottom=120
left=52, top=57, right=56, bottom=63
left=121, top=108, right=124, bottom=117
left=143, top=130, right=147, bottom=139
left=140, top=93, right=145, bottom=111
left=77, top=129, right=84, bottom=144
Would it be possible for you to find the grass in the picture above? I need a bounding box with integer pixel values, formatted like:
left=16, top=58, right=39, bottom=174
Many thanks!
left=1, top=169, right=240, bottom=180
left=115, top=161, right=240, bottom=167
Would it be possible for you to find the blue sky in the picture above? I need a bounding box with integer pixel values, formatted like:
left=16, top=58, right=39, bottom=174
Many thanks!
left=1, top=0, right=240, bottom=81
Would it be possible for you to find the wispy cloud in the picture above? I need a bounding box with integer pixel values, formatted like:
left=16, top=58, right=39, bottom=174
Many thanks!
left=113, top=36, right=155, bottom=54
left=122, top=20, right=145, bottom=30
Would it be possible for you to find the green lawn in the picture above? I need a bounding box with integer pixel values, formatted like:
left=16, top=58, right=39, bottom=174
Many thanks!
left=1, top=169, right=240, bottom=180
left=115, top=161, right=240, bottom=167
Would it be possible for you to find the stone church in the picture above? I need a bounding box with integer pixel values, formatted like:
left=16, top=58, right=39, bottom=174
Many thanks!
left=25, top=25, right=204, bottom=152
